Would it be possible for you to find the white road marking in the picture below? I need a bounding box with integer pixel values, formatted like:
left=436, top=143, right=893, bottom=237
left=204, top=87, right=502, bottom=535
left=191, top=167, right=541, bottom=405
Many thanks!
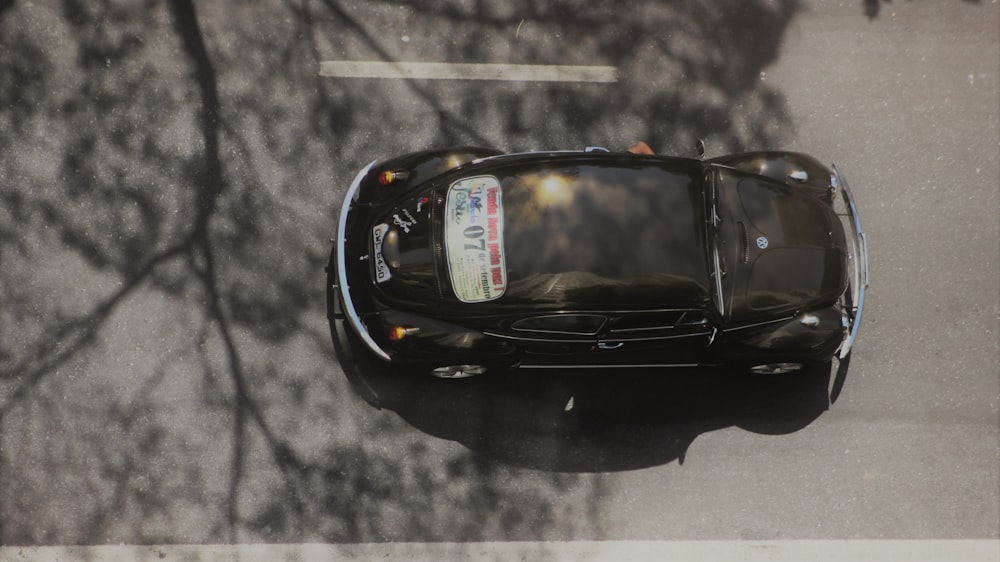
left=5, top=541, right=999, bottom=561
left=319, top=61, right=618, bottom=82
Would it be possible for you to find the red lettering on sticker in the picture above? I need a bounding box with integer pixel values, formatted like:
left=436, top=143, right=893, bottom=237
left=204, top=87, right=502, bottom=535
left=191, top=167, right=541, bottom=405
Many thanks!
left=486, top=187, right=498, bottom=216
left=491, top=267, right=503, bottom=286
left=488, top=243, right=500, bottom=266
left=487, top=217, right=498, bottom=242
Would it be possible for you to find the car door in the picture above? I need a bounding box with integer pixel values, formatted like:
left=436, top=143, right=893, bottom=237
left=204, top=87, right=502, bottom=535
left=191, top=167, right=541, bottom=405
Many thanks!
left=592, top=311, right=716, bottom=367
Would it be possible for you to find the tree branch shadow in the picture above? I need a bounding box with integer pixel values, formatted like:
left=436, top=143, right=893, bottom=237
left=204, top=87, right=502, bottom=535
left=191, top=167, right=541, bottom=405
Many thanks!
left=1, top=0, right=928, bottom=544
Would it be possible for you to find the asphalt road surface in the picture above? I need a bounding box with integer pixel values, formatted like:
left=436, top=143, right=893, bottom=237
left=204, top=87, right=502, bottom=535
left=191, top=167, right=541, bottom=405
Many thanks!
left=328, top=0, right=1000, bottom=543
left=589, top=1, right=1000, bottom=541
left=0, top=0, right=996, bottom=559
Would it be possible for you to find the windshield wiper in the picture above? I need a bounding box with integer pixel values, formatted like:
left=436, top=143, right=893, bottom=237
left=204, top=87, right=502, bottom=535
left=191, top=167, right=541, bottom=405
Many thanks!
left=707, top=173, right=726, bottom=314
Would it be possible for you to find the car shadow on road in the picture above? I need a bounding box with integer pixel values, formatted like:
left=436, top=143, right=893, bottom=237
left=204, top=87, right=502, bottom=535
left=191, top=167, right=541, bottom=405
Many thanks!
left=331, top=317, right=836, bottom=473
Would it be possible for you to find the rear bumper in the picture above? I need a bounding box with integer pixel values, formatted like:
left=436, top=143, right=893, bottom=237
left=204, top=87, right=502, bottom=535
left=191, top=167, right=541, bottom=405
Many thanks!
left=332, top=160, right=392, bottom=362
left=832, top=165, right=869, bottom=358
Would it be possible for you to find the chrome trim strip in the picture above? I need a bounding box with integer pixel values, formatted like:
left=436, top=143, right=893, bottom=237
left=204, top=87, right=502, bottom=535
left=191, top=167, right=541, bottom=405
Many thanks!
left=336, top=160, right=391, bottom=362
left=484, top=332, right=593, bottom=344
left=470, top=150, right=599, bottom=165
left=487, top=330, right=712, bottom=344
left=860, top=232, right=870, bottom=288
left=519, top=363, right=704, bottom=370
left=723, top=315, right=795, bottom=333
left=833, top=164, right=869, bottom=359
left=599, top=332, right=713, bottom=343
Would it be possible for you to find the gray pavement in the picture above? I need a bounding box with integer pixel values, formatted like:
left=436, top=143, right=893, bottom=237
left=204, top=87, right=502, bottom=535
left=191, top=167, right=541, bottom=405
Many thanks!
left=598, top=0, right=1000, bottom=540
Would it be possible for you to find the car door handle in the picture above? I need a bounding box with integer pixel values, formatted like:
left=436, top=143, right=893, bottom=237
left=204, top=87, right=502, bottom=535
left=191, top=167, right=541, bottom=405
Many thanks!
left=597, top=342, right=623, bottom=350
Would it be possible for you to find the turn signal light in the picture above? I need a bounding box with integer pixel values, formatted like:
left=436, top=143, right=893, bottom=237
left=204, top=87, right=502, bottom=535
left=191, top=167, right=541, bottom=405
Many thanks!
left=388, top=326, right=420, bottom=341
left=378, top=170, right=410, bottom=185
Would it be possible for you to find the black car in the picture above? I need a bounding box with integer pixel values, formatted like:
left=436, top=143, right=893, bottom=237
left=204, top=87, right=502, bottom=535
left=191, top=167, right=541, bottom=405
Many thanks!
left=327, top=145, right=868, bottom=378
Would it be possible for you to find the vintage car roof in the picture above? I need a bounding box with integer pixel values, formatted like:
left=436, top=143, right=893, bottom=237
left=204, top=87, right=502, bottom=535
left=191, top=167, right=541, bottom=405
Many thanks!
left=435, top=155, right=713, bottom=309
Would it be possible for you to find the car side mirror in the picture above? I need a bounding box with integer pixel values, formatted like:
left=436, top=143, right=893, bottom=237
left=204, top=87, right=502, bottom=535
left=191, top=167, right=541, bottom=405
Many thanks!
left=697, top=139, right=706, bottom=160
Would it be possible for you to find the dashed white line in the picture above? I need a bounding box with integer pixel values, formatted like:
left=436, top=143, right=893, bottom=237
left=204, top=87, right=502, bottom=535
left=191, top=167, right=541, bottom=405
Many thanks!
left=319, top=61, right=618, bottom=83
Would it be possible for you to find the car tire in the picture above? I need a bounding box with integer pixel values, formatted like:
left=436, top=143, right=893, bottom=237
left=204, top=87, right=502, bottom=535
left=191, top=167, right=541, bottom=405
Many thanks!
left=429, top=364, right=487, bottom=379
left=749, top=362, right=804, bottom=375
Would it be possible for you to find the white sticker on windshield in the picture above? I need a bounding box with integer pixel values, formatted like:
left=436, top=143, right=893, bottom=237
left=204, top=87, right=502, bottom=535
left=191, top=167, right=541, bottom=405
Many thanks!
left=445, top=176, right=506, bottom=302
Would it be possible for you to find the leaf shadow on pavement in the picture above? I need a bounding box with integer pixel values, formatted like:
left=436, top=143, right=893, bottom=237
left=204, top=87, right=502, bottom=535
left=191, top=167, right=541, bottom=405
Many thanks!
left=0, top=0, right=880, bottom=544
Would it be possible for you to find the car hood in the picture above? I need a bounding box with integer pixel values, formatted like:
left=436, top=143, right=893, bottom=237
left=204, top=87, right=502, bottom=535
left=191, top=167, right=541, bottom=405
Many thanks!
left=718, top=171, right=848, bottom=323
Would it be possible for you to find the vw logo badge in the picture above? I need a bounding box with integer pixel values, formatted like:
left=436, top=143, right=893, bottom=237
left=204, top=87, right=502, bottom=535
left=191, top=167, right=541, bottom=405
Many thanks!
left=756, top=236, right=769, bottom=249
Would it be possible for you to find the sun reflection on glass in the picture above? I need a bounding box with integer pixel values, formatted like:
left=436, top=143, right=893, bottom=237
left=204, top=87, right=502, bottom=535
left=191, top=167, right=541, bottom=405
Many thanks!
left=534, top=174, right=573, bottom=207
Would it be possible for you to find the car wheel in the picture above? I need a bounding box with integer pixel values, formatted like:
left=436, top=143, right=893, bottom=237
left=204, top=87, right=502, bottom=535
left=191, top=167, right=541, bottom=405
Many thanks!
left=749, top=362, right=804, bottom=375
left=429, top=364, right=487, bottom=379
